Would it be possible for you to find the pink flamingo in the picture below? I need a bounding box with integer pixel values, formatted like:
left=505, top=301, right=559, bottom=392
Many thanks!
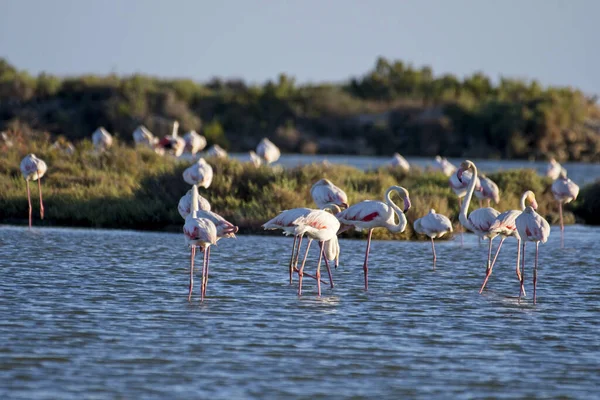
left=456, top=160, right=501, bottom=284
left=475, top=174, right=500, bottom=208
left=178, top=187, right=211, bottom=218
left=515, top=206, right=550, bottom=303
left=546, top=158, right=563, bottom=180
left=480, top=190, right=538, bottom=294
left=256, top=138, right=281, bottom=165
left=413, top=209, right=453, bottom=268
left=158, top=121, right=185, bottom=157
left=183, top=158, right=213, bottom=188
left=92, top=127, right=113, bottom=151
left=336, top=186, right=411, bottom=290
left=311, top=179, right=349, bottom=210
left=183, top=186, right=218, bottom=301
left=20, top=154, right=47, bottom=229
left=293, top=209, right=341, bottom=296
left=551, top=170, right=579, bottom=246
left=449, top=167, right=481, bottom=245
left=389, top=153, right=410, bottom=172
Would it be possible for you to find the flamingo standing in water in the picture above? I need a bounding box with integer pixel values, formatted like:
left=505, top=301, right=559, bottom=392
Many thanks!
left=515, top=206, right=550, bottom=303
left=92, top=127, right=113, bottom=151
left=310, top=179, right=349, bottom=209
left=413, top=209, right=453, bottom=268
left=449, top=167, right=481, bottom=245
left=183, top=158, right=213, bottom=188
left=178, top=188, right=211, bottom=218
left=183, top=186, right=218, bottom=301
left=475, top=174, right=500, bottom=207
left=20, top=154, right=47, bottom=229
left=551, top=170, right=579, bottom=245
left=480, top=190, right=538, bottom=294
left=293, top=209, right=341, bottom=296
left=546, top=158, right=563, bottom=180
left=456, top=160, right=501, bottom=285
left=336, top=186, right=411, bottom=290
left=389, top=153, right=410, bottom=172
left=256, top=138, right=281, bottom=165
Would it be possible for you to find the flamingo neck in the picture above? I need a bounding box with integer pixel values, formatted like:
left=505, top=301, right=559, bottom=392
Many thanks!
left=519, top=192, right=528, bottom=210
left=191, top=184, right=200, bottom=218
left=459, top=164, right=478, bottom=231
left=384, top=187, right=408, bottom=233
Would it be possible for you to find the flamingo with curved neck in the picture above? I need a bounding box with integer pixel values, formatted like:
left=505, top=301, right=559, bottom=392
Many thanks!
left=336, top=186, right=411, bottom=290
left=457, top=160, right=501, bottom=286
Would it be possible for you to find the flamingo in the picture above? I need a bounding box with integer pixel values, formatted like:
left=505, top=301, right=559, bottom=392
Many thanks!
left=206, top=144, right=228, bottom=159
left=183, top=186, right=218, bottom=301
left=389, top=153, right=410, bottom=172
left=479, top=190, right=538, bottom=294
left=293, top=209, right=341, bottom=296
left=449, top=167, right=481, bottom=245
left=20, top=154, right=47, bottom=229
left=178, top=188, right=211, bottom=218
left=336, top=186, right=411, bottom=290
left=133, top=125, right=158, bottom=149
left=256, top=138, right=281, bottom=165
left=546, top=158, right=563, bottom=180
left=413, top=209, right=453, bottom=268
left=183, top=158, right=213, bottom=188
left=434, top=156, right=457, bottom=176
left=475, top=174, right=500, bottom=207
left=249, top=150, right=262, bottom=167
left=456, top=160, right=501, bottom=285
left=183, top=130, right=207, bottom=156
left=262, top=205, right=340, bottom=285
left=515, top=206, right=550, bottom=303
left=310, top=179, right=349, bottom=210
left=92, top=127, right=113, bottom=151
left=551, top=170, right=579, bottom=245
left=158, top=121, right=185, bottom=157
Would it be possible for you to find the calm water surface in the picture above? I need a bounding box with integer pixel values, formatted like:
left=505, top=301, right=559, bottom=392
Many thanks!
left=1, top=225, right=599, bottom=399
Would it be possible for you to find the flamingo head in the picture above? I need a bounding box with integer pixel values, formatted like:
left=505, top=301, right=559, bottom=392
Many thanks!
left=525, top=191, right=538, bottom=210
left=340, top=202, right=349, bottom=210
left=403, top=195, right=412, bottom=213
left=457, top=160, right=474, bottom=183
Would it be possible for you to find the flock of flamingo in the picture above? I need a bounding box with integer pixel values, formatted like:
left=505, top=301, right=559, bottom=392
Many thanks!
left=18, top=124, right=581, bottom=304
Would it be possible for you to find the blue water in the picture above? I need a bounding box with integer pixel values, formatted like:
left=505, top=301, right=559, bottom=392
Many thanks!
left=1, top=225, right=599, bottom=399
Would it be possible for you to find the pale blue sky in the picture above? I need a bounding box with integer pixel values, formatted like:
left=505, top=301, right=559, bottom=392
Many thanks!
left=1, top=0, right=598, bottom=94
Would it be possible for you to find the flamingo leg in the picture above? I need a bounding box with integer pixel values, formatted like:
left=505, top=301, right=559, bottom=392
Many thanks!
left=188, top=246, right=196, bottom=301
left=486, top=199, right=491, bottom=207
left=459, top=198, right=464, bottom=246
left=430, top=237, right=437, bottom=270
left=479, top=237, right=504, bottom=294
left=297, top=238, right=313, bottom=296
left=479, top=199, right=483, bottom=208
left=201, top=248, right=207, bottom=302
left=316, top=242, right=324, bottom=296
left=320, top=242, right=335, bottom=288
left=38, top=177, right=44, bottom=220
left=26, top=180, right=32, bottom=229
left=534, top=242, right=539, bottom=304
left=516, top=240, right=526, bottom=297
left=288, top=235, right=298, bottom=284
left=293, top=236, right=304, bottom=271
left=519, top=242, right=526, bottom=302
left=205, top=246, right=211, bottom=296
left=558, top=202, right=564, bottom=248
left=363, top=229, right=373, bottom=291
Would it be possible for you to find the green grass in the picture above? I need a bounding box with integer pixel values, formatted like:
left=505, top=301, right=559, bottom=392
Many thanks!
left=0, top=138, right=586, bottom=240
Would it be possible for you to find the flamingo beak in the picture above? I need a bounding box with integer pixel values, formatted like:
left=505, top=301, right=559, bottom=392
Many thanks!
left=341, top=203, right=349, bottom=210
left=532, top=200, right=539, bottom=210
left=404, top=197, right=412, bottom=213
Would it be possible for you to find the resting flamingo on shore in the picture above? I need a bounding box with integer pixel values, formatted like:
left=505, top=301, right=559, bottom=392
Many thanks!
left=515, top=206, right=550, bottom=303
left=183, top=158, right=213, bottom=188
left=133, top=125, right=158, bottom=149
left=293, top=209, right=341, bottom=296
left=183, top=130, right=207, bottom=156
left=158, top=121, right=185, bottom=157
left=546, top=158, right=563, bottom=180
left=92, top=127, right=113, bottom=151
left=479, top=190, right=538, bottom=294
left=183, top=186, right=218, bottom=302
left=256, top=138, right=281, bottom=165
left=310, top=179, right=349, bottom=210
left=249, top=150, right=262, bottom=167
left=434, top=156, right=457, bottom=176
left=20, top=154, right=47, bottom=229
left=389, top=153, right=410, bottom=172
left=413, top=209, right=453, bottom=268
left=336, top=186, right=411, bottom=290
left=206, top=144, right=228, bottom=158
left=551, top=170, right=579, bottom=245
left=475, top=174, right=500, bottom=207
left=456, top=160, right=501, bottom=285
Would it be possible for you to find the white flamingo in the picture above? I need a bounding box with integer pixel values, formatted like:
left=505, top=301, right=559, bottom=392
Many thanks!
left=449, top=167, right=481, bottom=245
left=158, top=121, right=185, bottom=157
left=206, top=144, right=228, bottom=159
left=311, top=179, right=349, bottom=210
left=475, top=174, right=500, bottom=207
left=183, top=158, right=213, bottom=188
left=133, top=125, right=158, bottom=148
left=183, top=130, right=207, bottom=156
left=178, top=188, right=211, bottom=218
left=293, top=209, right=341, bottom=296
left=336, top=186, right=411, bottom=290
left=435, top=156, right=457, bottom=176
left=183, top=186, right=218, bottom=301
left=551, top=170, right=579, bottom=244
left=389, top=152, right=410, bottom=172
left=480, top=190, right=538, bottom=294
left=515, top=206, right=550, bottom=303
left=20, top=154, right=47, bottom=229
left=249, top=150, right=262, bottom=167
left=92, top=127, right=113, bottom=151
left=456, top=160, right=501, bottom=285
left=546, top=158, right=563, bottom=180
left=413, top=209, right=453, bottom=267
left=256, top=138, right=281, bottom=165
